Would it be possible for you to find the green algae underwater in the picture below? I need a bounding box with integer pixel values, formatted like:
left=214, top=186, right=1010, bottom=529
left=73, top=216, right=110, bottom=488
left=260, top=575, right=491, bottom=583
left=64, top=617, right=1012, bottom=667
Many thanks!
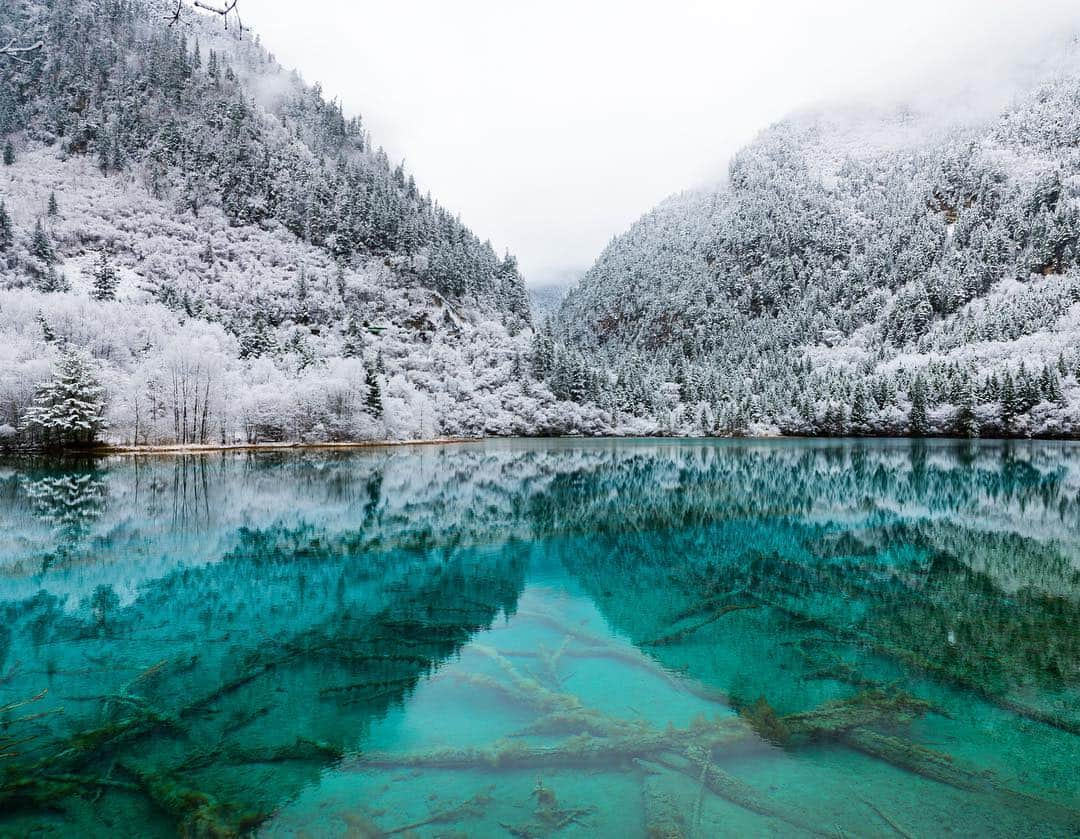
left=0, top=438, right=1077, bottom=838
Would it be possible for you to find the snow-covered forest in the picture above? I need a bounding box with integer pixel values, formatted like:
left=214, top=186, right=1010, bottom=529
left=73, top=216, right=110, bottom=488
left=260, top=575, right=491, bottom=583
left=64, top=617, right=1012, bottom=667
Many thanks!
left=546, top=48, right=1080, bottom=438
left=4, top=1, right=1080, bottom=447
left=0, top=0, right=605, bottom=448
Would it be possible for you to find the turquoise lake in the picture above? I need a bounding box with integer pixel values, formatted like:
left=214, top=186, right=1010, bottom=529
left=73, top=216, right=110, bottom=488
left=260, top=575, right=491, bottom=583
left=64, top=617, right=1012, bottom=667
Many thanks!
left=0, top=438, right=1078, bottom=837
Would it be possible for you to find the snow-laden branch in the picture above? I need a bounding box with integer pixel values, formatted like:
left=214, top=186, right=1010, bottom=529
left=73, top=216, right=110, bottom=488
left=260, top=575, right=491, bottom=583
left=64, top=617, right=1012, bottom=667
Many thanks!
left=169, top=0, right=243, bottom=37
left=193, top=0, right=239, bottom=17
left=0, top=38, right=44, bottom=60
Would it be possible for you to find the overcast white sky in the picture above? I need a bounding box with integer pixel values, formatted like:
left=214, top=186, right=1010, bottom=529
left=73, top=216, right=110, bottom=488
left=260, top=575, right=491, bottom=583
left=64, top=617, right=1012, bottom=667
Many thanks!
left=238, top=1, right=1078, bottom=286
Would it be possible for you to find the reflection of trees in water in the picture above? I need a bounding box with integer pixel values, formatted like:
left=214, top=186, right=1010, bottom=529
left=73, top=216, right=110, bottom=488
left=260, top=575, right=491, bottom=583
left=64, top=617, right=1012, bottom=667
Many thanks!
left=7, top=441, right=1080, bottom=569
left=553, top=488, right=1079, bottom=739
left=128, top=455, right=217, bottom=533
left=867, top=548, right=1078, bottom=693
left=0, top=515, right=530, bottom=834
left=2, top=440, right=1080, bottom=832
left=20, top=472, right=107, bottom=541
left=528, top=442, right=1080, bottom=539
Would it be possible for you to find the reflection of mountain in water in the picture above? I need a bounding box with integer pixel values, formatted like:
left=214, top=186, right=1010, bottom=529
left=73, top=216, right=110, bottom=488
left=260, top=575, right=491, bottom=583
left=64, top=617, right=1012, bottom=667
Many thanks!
left=532, top=442, right=1080, bottom=729
left=4, top=441, right=1080, bottom=593
left=0, top=491, right=530, bottom=833
left=0, top=439, right=1078, bottom=833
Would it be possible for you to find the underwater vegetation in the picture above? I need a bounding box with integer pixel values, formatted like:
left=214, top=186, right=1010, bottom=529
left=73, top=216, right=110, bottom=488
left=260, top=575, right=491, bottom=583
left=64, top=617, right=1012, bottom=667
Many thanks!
left=0, top=439, right=1077, bottom=836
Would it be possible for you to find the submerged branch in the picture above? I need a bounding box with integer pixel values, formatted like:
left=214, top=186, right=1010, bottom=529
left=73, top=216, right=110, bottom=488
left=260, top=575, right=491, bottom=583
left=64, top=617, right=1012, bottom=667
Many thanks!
left=640, top=604, right=759, bottom=648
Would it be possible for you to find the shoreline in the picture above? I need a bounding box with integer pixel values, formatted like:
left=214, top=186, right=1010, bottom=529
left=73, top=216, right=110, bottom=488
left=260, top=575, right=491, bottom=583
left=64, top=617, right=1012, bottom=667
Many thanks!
left=86, top=437, right=485, bottom=456
left=3, top=433, right=1079, bottom=458
left=63, top=432, right=1080, bottom=456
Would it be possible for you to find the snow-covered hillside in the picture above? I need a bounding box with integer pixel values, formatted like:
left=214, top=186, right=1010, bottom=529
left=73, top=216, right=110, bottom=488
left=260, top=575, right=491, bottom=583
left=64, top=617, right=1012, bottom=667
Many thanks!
left=548, top=43, right=1080, bottom=438
left=528, top=279, right=574, bottom=325
left=0, top=0, right=603, bottom=446
left=6, top=1, right=1080, bottom=446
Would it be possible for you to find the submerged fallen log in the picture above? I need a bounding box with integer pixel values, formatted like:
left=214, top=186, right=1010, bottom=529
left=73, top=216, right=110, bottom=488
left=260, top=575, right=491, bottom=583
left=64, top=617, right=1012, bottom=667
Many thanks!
left=382, top=787, right=495, bottom=836
left=784, top=691, right=933, bottom=739
left=655, top=751, right=828, bottom=837
left=466, top=644, right=585, bottom=716
left=37, top=707, right=182, bottom=774
left=319, top=676, right=418, bottom=699
left=859, top=795, right=917, bottom=839
left=866, top=639, right=1080, bottom=737
left=844, top=728, right=1080, bottom=833
left=761, top=599, right=1080, bottom=736
left=175, top=738, right=344, bottom=773
left=488, top=643, right=734, bottom=707
left=348, top=731, right=692, bottom=772
left=0, top=772, right=139, bottom=812
left=640, top=604, right=759, bottom=648
left=343, top=683, right=1080, bottom=835
left=121, top=763, right=268, bottom=838
left=347, top=691, right=930, bottom=776
left=843, top=728, right=984, bottom=792
left=636, top=760, right=689, bottom=839
left=0, top=689, right=56, bottom=762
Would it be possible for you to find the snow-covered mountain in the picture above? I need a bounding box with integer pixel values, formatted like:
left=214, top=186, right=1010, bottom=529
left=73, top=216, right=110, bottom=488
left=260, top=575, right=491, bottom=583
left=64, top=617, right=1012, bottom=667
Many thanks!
left=0, top=0, right=603, bottom=445
left=6, top=2, right=1080, bottom=446
left=547, top=39, right=1080, bottom=438
left=527, top=277, right=575, bottom=325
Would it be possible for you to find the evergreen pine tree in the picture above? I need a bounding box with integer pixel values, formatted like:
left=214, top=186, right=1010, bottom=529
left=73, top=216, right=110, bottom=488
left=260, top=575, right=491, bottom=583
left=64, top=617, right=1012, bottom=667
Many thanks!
left=111, top=139, right=126, bottom=172
left=341, top=316, right=363, bottom=358
left=1018, top=364, right=1041, bottom=411
left=955, top=381, right=980, bottom=438
left=849, top=382, right=868, bottom=434
left=1038, top=364, right=1063, bottom=404
left=2, top=140, right=13, bottom=166
left=97, top=136, right=111, bottom=175
left=364, top=364, right=383, bottom=417
left=47, top=191, right=59, bottom=216
left=21, top=349, right=107, bottom=448
left=909, top=374, right=930, bottom=436
left=39, top=266, right=70, bottom=293
left=239, top=313, right=273, bottom=359
left=30, top=219, right=55, bottom=264
left=531, top=327, right=555, bottom=379
left=0, top=201, right=12, bottom=252
left=295, top=270, right=309, bottom=323
left=90, top=251, right=119, bottom=301
left=35, top=312, right=56, bottom=344
left=1000, top=372, right=1019, bottom=431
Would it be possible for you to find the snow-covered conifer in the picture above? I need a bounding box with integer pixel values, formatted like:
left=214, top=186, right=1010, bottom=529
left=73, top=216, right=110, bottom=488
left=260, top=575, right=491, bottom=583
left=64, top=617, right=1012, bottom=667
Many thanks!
left=21, top=349, right=108, bottom=448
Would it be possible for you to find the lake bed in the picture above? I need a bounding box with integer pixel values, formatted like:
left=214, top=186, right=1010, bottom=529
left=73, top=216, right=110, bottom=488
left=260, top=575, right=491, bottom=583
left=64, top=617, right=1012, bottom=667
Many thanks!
left=1, top=439, right=1077, bottom=837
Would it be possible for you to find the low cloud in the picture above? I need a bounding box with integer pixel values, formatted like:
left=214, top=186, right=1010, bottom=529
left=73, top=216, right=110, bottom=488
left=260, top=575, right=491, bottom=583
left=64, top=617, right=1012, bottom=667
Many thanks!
left=240, top=0, right=1080, bottom=284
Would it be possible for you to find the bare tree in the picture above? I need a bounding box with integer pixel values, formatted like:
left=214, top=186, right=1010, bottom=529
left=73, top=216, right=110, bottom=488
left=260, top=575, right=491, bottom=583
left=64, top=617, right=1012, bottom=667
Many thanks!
left=1, top=0, right=245, bottom=61
left=168, top=0, right=243, bottom=36
left=0, top=38, right=43, bottom=60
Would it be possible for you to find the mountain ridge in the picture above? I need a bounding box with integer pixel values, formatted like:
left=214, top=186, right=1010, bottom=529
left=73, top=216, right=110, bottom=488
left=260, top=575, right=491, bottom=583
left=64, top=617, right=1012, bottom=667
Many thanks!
left=546, top=40, right=1080, bottom=437
left=0, top=0, right=605, bottom=446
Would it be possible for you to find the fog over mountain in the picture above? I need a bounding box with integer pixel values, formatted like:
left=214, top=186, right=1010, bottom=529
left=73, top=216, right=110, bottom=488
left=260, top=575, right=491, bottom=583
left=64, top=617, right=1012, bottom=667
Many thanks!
left=239, top=0, right=1080, bottom=287
left=541, top=32, right=1080, bottom=438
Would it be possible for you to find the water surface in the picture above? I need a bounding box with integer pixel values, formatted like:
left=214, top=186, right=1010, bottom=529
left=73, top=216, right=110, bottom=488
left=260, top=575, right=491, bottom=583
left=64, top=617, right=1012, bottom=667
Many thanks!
left=1, top=439, right=1078, bottom=837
